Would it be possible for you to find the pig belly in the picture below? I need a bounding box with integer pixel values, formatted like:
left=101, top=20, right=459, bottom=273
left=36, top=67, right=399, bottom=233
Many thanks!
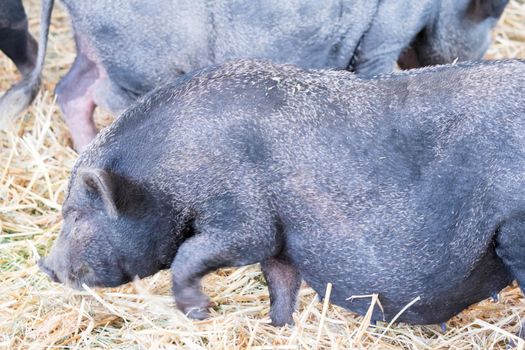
left=285, top=234, right=512, bottom=324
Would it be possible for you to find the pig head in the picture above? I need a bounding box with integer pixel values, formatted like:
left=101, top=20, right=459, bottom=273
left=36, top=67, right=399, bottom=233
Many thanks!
left=39, top=168, right=184, bottom=289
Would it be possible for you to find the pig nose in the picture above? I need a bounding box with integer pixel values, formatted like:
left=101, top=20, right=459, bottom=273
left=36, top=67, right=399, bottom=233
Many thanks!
left=38, top=258, right=61, bottom=283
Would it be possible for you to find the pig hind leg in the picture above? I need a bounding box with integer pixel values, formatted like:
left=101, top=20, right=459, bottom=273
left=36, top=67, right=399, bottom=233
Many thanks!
left=55, top=51, right=99, bottom=152
left=0, top=19, right=37, bottom=77
left=55, top=33, right=133, bottom=153
left=170, top=197, right=285, bottom=320
left=261, top=257, right=301, bottom=326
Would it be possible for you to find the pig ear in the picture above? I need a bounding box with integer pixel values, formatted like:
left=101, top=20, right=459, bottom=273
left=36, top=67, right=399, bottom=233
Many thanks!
left=468, top=0, right=508, bottom=19
left=79, top=168, right=119, bottom=219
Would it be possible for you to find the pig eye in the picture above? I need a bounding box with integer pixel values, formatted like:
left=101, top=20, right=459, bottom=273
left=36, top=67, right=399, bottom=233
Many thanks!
left=64, top=209, right=80, bottom=223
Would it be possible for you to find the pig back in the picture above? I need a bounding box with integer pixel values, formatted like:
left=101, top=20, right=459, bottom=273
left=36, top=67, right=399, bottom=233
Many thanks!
left=61, top=0, right=377, bottom=96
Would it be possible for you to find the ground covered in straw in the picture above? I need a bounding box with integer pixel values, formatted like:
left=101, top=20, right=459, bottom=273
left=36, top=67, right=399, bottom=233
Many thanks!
left=1, top=1, right=525, bottom=349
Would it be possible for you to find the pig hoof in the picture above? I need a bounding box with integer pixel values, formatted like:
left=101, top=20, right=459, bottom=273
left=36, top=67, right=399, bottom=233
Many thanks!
left=440, top=323, right=447, bottom=332
left=491, top=292, right=499, bottom=302
left=174, top=285, right=211, bottom=320
left=270, top=313, right=294, bottom=327
left=185, top=307, right=210, bottom=320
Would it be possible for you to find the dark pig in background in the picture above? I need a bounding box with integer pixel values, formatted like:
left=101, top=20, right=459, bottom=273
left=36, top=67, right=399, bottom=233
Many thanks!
left=0, top=0, right=38, bottom=77
left=0, top=0, right=509, bottom=151
left=0, top=0, right=52, bottom=130
left=40, top=59, right=525, bottom=328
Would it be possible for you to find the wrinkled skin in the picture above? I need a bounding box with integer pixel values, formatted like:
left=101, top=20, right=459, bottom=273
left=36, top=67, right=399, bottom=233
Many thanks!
left=0, top=0, right=37, bottom=77
left=0, top=0, right=508, bottom=151
left=41, top=59, right=525, bottom=329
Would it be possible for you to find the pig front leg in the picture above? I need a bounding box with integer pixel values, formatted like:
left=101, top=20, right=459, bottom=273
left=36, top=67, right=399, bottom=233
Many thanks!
left=495, top=218, right=525, bottom=291
left=353, top=34, right=420, bottom=77
left=170, top=206, right=282, bottom=320
left=353, top=52, right=401, bottom=78
left=495, top=217, right=525, bottom=340
left=352, top=0, right=431, bottom=77
left=261, top=257, right=301, bottom=326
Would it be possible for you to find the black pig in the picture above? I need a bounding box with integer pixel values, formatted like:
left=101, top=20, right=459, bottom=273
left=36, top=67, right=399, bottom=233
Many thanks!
left=0, top=0, right=37, bottom=77
left=0, top=0, right=52, bottom=129
left=0, top=0, right=508, bottom=151
left=40, top=59, right=525, bottom=327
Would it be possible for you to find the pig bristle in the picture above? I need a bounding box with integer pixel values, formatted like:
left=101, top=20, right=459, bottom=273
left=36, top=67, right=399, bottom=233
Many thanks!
left=1, top=0, right=525, bottom=349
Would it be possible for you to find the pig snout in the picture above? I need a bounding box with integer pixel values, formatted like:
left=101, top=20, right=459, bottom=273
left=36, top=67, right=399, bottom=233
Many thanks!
left=38, top=257, right=61, bottom=283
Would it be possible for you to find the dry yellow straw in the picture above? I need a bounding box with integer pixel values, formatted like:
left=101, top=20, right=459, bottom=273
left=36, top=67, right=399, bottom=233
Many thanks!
left=1, top=0, right=525, bottom=349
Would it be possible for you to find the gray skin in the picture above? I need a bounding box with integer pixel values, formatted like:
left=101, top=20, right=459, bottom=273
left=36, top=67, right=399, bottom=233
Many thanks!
left=0, top=0, right=38, bottom=77
left=0, top=0, right=508, bottom=151
left=40, top=59, right=525, bottom=327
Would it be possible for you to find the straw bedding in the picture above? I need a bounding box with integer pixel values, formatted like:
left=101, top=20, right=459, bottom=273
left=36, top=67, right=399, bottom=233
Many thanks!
left=1, top=1, right=524, bottom=349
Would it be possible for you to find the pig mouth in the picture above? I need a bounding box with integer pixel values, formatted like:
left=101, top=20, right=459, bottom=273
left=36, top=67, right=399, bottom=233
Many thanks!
left=38, top=258, right=61, bottom=283
left=38, top=257, right=99, bottom=290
